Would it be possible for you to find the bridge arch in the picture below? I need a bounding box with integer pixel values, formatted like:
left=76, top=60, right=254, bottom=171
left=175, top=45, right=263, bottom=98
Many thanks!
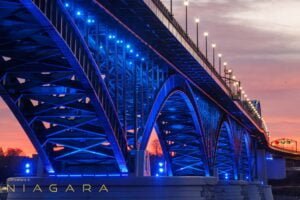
left=214, top=118, right=238, bottom=180
left=140, top=75, right=209, bottom=176
left=238, top=132, right=252, bottom=181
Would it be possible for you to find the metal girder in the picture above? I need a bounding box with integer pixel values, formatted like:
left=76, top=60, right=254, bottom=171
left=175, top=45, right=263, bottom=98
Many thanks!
left=141, top=75, right=208, bottom=176
left=0, top=0, right=128, bottom=174
left=214, top=120, right=237, bottom=180
left=0, top=0, right=257, bottom=178
left=62, top=0, right=169, bottom=151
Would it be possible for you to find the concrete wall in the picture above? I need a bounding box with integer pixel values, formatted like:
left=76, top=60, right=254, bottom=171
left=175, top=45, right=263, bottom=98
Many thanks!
left=267, top=158, right=286, bottom=180
left=5, top=177, right=273, bottom=200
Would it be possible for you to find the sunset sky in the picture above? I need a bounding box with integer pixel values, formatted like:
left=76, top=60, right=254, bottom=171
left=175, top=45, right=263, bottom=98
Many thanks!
left=1, top=0, right=300, bottom=156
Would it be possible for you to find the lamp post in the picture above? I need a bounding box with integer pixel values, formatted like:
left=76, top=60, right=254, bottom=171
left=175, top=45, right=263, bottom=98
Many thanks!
left=170, top=0, right=173, bottom=16
left=184, top=0, right=189, bottom=34
left=212, top=44, right=216, bottom=68
left=218, top=53, right=222, bottom=75
left=195, top=18, right=200, bottom=50
left=204, top=32, right=208, bottom=58
left=223, top=62, right=228, bottom=83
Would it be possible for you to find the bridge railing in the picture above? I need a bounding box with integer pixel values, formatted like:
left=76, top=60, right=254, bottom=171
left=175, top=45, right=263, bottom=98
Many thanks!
left=32, top=0, right=128, bottom=160
left=151, top=0, right=264, bottom=131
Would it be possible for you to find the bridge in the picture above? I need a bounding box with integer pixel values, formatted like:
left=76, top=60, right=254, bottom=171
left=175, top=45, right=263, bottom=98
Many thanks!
left=0, top=0, right=298, bottom=199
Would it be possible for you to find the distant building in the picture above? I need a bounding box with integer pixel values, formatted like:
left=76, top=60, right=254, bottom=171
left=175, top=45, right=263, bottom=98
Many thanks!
left=0, top=154, right=39, bottom=184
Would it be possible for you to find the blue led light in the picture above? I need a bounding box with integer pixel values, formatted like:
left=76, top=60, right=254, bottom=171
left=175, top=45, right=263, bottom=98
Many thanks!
left=87, top=19, right=92, bottom=24
left=65, top=3, right=70, bottom=8
left=69, top=174, right=82, bottom=177
left=159, top=168, right=164, bottom=173
left=57, top=174, right=69, bottom=177
left=129, top=49, right=133, bottom=53
left=224, top=173, right=229, bottom=180
left=126, top=44, right=131, bottom=49
left=266, top=156, right=273, bottom=160
left=158, top=162, right=163, bottom=167
left=129, top=61, right=133, bottom=65
left=135, top=53, right=139, bottom=57
left=99, top=45, right=103, bottom=49
left=141, top=57, right=145, bottom=61
left=25, top=169, right=30, bottom=174
left=76, top=11, right=81, bottom=16
left=25, top=163, right=30, bottom=168
left=155, top=173, right=159, bottom=177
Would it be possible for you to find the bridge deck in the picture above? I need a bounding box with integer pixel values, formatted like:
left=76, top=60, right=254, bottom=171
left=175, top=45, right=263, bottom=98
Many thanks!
left=92, top=0, right=267, bottom=143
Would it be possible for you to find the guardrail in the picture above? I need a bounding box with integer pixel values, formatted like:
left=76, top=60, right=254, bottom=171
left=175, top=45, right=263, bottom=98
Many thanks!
left=151, top=0, right=264, bottom=132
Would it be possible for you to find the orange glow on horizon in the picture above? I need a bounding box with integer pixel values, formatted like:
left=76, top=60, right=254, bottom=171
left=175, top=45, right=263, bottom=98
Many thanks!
left=0, top=98, right=36, bottom=157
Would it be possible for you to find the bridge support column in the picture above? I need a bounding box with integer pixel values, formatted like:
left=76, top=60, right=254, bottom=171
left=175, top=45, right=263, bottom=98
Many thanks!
left=256, top=149, right=268, bottom=184
left=135, top=150, right=151, bottom=176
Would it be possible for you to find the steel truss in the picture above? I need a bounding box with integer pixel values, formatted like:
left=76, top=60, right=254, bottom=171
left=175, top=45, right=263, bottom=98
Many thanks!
left=63, top=0, right=169, bottom=150
left=0, top=0, right=255, bottom=178
left=0, top=0, right=127, bottom=174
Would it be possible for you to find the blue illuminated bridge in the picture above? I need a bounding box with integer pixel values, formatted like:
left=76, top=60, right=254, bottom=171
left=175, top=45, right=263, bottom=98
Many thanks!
left=0, top=0, right=298, bottom=199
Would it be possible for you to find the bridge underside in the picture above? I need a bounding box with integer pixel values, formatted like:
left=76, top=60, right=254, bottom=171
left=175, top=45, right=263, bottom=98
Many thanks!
left=0, top=0, right=127, bottom=174
left=0, top=0, right=265, bottom=181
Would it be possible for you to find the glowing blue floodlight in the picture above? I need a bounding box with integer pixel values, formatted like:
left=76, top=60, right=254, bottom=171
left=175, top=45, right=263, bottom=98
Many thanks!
left=155, top=173, right=159, bottom=177
left=129, top=49, right=133, bottom=53
left=158, top=162, right=163, bottom=167
left=65, top=3, right=70, bottom=7
left=126, top=44, right=131, bottom=49
left=141, top=57, right=145, bottom=61
left=224, top=173, right=229, bottom=180
left=87, top=19, right=92, bottom=24
left=25, top=169, right=30, bottom=174
left=266, top=155, right=273, bottom=160
left=135, top=53, right=139, bottom=57
left=25, top=163, right=30, bottom=168
left=159, top=168, right=164, bottom=173
left=76, top=11, right=81, bottom=16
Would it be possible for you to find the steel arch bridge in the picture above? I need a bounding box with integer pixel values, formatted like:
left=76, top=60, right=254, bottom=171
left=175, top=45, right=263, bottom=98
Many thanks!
left=0, top=0, right=272, bottom=181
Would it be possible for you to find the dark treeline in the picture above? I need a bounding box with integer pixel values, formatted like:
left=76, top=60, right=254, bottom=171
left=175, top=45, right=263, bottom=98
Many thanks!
left=0, top=147, right=28, bottom=184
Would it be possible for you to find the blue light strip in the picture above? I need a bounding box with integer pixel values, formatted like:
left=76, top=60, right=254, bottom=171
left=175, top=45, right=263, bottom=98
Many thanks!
left=49, top=173, right=128, bottom=177
left=63, top=1, right=146, bottom=63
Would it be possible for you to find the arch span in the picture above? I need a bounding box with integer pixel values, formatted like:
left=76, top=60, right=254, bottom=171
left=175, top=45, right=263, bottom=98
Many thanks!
left=214, top=119, right=237, bottom=180
left=239, top=132, right=252, bottom=181
left=140, top=75, right=209, bottom=176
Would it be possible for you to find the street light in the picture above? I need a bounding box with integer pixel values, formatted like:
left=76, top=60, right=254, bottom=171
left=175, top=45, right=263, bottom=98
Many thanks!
left=218, top=53, right=222, bottom=75
left=204, top=32, right=208, bottom=58
left=184, top=0, right=189, bottom=34
left=170, top=0, right=173, bottom=16
left=212, top=43, right=216, bottom=68
left=195, top=18, right=200, bottom=50
left=223, top=62, right=228, bottom=74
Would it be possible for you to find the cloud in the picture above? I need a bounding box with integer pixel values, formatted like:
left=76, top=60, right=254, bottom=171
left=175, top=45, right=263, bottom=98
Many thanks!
left=161, top=0, right=300, bottom=139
